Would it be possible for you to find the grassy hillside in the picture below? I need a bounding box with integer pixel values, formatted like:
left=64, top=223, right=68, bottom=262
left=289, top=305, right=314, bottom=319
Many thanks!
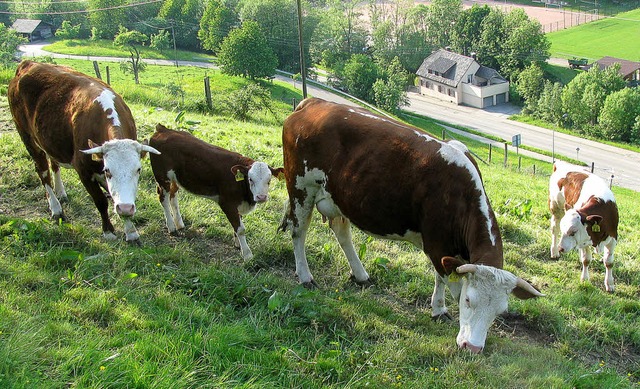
left=547, top=8, right=640, bottom=60
left=0, top=60, right=639, bottom=388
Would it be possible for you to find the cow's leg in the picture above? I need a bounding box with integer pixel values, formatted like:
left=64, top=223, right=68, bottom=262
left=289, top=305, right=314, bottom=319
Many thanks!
left=157, top=183, right=182, bottom=233
left=78, top=172, right=117, bottom=240
left=282, top=194, right=317, bottom=287
left=328, top=216, right=370, bottom=284
left=579, top=246, right=592, bottom=283
left=602, top=239, right=616, bottom=293
left=220, top=203, right=253, bottom=260
left=550, top=212, right=562, bottom=258
left=50, top=160, right=68, bottom=203
left=20, top=137, right=65, bottom=221
left=169, top=181, right=185, bottom=230
left=431, top=273, right=452, bottom=320
left=122, top=217, right=140, bottom=244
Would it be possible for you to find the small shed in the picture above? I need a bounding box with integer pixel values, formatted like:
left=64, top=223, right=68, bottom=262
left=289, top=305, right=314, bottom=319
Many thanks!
left=11, top=19, right=54, bottom=42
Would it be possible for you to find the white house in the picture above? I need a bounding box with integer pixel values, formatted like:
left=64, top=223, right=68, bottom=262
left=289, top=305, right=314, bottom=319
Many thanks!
left=416, top=49, right=509, bottom=109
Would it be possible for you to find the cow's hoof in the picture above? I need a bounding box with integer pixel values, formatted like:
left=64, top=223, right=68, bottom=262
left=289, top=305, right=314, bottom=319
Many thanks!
left=169, top=230, right=181, bottom=237
left=349, top=274, right=374, bottom=288
left=127, top=238, right=142, bottom=247
left=432, top=312, right=454, bottom=322
left=59, top=196, right=69, bottom=204
left=52, top=213, right=67, bottom=223
left=302, top=279, right=319, bottom=289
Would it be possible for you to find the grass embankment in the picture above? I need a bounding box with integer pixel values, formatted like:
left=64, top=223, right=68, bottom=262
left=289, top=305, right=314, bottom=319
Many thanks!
left=0, top=59, right=639, bottom=388
left=547, top=8, right=640, bottom=61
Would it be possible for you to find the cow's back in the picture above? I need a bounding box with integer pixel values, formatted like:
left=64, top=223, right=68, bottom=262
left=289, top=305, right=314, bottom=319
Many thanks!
left=283, top=98, right=502, bottom=268
left=8, top=61, right=136, bottom=164
left=149, top=125, right=252, bottom=196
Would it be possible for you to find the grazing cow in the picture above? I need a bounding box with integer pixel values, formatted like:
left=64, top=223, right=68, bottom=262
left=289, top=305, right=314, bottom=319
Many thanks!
left=549, top=161, right=619, bottom=292
left=148, top=124, right=284, bottom=259
left=279, top=98, right=543, bottom=353
left=7, top=60, right=159, bottom=243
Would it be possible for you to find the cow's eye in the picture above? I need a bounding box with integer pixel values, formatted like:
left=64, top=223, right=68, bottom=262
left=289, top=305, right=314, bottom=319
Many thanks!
left=137, top=168, right=141, bottom=174
left=104, top=169, right=112, bottom=179
left=465, top=296, right=471, bottom=308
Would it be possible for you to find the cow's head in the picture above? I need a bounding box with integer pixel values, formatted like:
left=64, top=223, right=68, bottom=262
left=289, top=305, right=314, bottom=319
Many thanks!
left=559, top=209, right=598, bottom=252
left=231, top=162, right=284, bottom=203
left=443, top=257, right=544, bottom=353
left=82, top=139, right=160, bottom=217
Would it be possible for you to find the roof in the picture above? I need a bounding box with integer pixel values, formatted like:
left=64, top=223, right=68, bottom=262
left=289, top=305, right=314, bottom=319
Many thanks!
left=11, top=19, right=51, bottom=34
left=475, top=66, right=507, bottom=83
left=590, top=56, right=640, bottom=78
left=416, top=49, right=477, bottom=87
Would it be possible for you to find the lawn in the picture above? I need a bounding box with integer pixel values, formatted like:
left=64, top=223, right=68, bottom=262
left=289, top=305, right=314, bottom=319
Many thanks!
left=0, top=59, right=639, bottom=388
left=547, top=8, right=640, bottom=60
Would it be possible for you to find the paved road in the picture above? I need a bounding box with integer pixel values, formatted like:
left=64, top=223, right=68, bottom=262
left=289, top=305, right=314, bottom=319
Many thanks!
left=18, top=43, right=640, bottom=192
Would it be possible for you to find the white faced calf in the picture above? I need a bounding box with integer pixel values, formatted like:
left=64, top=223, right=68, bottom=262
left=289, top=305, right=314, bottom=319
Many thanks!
left=149, top=124, right=283, bottom=259
left=549, top=162, right=619, bottom=292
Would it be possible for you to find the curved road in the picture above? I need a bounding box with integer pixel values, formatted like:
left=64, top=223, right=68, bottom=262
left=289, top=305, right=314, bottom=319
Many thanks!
left=18, top=43, right=640, bottom=192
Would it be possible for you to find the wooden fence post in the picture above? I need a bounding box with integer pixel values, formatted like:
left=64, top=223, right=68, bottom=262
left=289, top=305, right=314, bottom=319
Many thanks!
left=591, top=162, right=595, bottom=173
left=489, top=144, right=492, bottom=163
left=203, top=76, right=212, bottom=110
left=442, top=128, right=446, bottom=140
left=503, top=143, right=508, bottom=167
left=518, top=156, right=521, bottom=171
left=106, top=66, right=110, bottom=85
left=92, top=61, right=101, bottom=80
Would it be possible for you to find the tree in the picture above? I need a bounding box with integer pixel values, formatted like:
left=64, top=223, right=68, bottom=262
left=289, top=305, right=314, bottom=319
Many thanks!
left=341, top=54, right=381, bottom=102
left=475, top=8, right=506, bottom=71
left=373, top=56, right=410, bottom=112
left=150, top=30, right=171, bottom=53
left=224, top=83, right=273, bottom=121
left=114, top=27, right=149, bottom=84
left=89, top=0, right=127, bottom=39
left=450, top=4, right=491, bottom=56
left=217, top=20, right=277, bottom=80
left=198, top=0, right=238, bottom=55
left=158, top=0, right=203, bottom=51
left=55, top=21, right=82, bottom=40
left=309, top=0, right=368, bottom=69
left=516, top=63, right=545, bottom=114
left=599, top=87, right=640, bottom=143
left=0, top=25, right=26, bottom=68
left=499, top=8, right=549, bottom=80
left=425, top=0, right=462, bottom=49
left=535, top=80, right=564, bottom=125
left=561, top=64, right=625, bottom=133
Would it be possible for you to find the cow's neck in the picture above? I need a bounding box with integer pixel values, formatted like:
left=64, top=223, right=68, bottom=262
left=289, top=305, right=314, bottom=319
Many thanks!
left=465, top=214, right=504, bottom=269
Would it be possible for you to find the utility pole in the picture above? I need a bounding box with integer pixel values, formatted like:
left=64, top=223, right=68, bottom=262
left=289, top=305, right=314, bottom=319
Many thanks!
left=296, top=0, right=308, bottom=99
left=170, top=20, right=178, bottom=68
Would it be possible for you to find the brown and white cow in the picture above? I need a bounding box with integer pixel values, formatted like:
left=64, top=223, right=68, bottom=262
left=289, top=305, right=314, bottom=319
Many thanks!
left=7, top=60, right=159, bottom=243
left=148, top=124, right=284, bottom=259
left=549, top=161, right=619, bottom=292
left=279, top=98, right=543, bottom=353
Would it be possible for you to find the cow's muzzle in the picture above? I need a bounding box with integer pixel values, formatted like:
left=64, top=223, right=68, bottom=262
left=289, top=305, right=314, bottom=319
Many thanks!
left=459, top=341, right=483, bottom=354
left=116, top=203, right=136, bottom=216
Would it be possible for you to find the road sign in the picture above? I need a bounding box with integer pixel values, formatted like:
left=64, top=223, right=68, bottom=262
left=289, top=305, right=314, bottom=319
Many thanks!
left=512, top=134, right=521, bottom=147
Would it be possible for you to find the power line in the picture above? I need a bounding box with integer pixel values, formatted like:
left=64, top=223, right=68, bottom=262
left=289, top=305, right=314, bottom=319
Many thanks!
left=0, top=0, right=162, bottom=14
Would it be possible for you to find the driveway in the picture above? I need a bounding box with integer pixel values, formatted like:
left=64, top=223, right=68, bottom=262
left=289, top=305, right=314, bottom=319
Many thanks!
left=18, top=42, right=640, bottom=192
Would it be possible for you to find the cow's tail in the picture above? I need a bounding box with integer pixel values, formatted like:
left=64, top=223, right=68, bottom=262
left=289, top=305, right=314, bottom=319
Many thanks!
left=277, top=199, right=291, bottom=233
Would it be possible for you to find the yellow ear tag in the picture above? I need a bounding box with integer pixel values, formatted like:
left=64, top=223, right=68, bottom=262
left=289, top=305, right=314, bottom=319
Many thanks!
left=592, top=223, right=600, bottom=233
left=235, top=171, right=245, bottom=182
left=448, top=272, right=460, bottom=282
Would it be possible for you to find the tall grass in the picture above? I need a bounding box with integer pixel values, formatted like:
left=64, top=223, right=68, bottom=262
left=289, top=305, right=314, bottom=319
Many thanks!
left=0, top=60, right=638, bottom=388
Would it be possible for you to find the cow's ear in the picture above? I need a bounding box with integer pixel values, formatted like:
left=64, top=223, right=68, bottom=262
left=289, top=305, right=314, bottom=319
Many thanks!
left=556, top=177, right=565, bottom=190
left=271, top=167, right=285, bottom=180
left=84, top=139, right=104, bottom=161
left=441, top=256, right=467, bottom=275
left=231, top=165, right=249, bottom=182
left=586, top=215, right=603, bottom=233
left=88, top=139, right=100, bottom=148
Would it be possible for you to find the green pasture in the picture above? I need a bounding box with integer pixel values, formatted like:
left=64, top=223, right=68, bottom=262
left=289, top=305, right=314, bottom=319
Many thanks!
left=0, top=59, right=639, bottom=387
left=547, top=8, right=640, bottom=61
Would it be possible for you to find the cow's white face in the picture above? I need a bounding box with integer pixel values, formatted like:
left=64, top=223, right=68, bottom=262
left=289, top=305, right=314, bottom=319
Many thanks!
left=82, top=139, right=160, bottom=217
left=247, top=162, right=274, bottom=203
left=559, top=209, right=592, bottom=252
left=455, top=265, right=519, bottom=353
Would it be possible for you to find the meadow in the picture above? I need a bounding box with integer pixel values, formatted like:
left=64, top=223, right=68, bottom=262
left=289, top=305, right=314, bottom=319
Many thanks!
left=547, top=8, right=640, bottom=61
left=0, top=59, right=639, bottom=388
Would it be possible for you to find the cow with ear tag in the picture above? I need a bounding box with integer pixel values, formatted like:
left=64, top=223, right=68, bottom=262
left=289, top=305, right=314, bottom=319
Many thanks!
left=279, top=98, right=544, bottom=353
left=549, top=161, right=619, bottom=292
left=148, top=124, right=284, bottom=259
left=8, top=60, right=159, bottom=244
left=442, top=257, right=543, bottom=353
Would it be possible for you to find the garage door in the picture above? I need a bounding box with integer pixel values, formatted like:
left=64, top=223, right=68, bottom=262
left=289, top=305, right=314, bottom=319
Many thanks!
left=496, top=93, right=506, bottom=104
left=483, top=96, right=493, bottom=108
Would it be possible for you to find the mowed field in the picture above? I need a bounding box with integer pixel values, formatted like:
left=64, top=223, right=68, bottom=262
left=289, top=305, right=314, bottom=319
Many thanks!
left=547, top=8, right=640, bottom=60
left=0, top=60, right=639, bottom=387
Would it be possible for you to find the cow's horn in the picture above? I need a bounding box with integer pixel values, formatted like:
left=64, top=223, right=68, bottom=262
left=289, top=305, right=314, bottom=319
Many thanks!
left=456, top=264, right=478, bottom=274
left=516, top=278, right=545, bottom=297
